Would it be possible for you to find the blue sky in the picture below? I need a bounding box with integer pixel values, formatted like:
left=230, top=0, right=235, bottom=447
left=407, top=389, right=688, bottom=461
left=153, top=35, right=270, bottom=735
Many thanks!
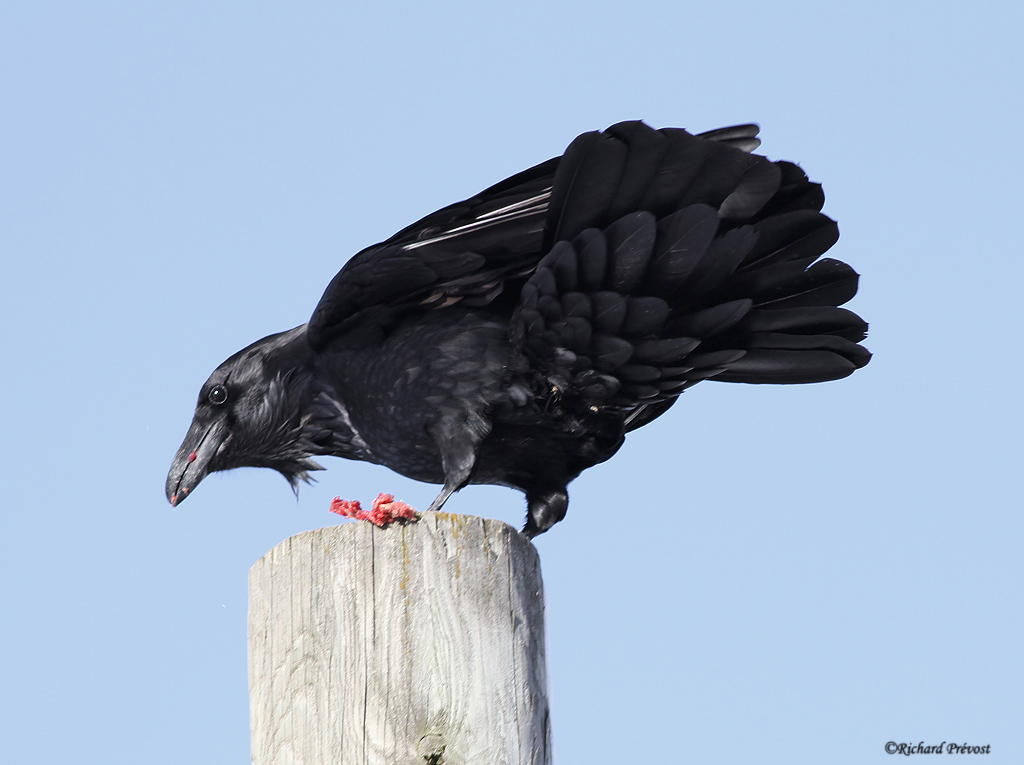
left=2, top=1, right=1021, bottom=763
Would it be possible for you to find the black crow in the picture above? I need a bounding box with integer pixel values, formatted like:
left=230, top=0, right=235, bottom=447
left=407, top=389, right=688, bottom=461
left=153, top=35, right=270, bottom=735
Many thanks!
left=166, top=122, right=870, bottom=537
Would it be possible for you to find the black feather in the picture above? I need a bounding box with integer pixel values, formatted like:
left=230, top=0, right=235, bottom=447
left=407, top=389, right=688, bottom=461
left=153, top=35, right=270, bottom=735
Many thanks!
left=607, top=212, right=657, bottom=293
left=648, top=205, right=719, bottom=287
left=632, top=337, right=702, bottom=364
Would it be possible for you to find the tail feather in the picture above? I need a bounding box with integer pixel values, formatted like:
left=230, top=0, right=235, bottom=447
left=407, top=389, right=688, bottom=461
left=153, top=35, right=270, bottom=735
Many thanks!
left=719, top=161, right=783, bottom=220
left=646, top=205, right=720, bottom=285
left=757, top=161, right=826, bottom=216
left=665, top=299, right=751, bottom=338
left=603, top=122, right=672, bottom=222
left=576, top=229, right=608, bottom=289
left=738, top=210, right=839, bottom=272
left=717, top=256, right=819, bottom=305
left=606, top=211, right=657, bottom=292
left=714, top=349, right=860, bottom=384
left=738, top=305, right=868, bottom=342
left=672, top=227, right=758, bottom=301
left=545, top=131, right=630, bottom=248
left=754, top=258, right=860, bottom=310
left=650, top=129, right=776, bottom=218
left=695, top=123, right=762, bottom=153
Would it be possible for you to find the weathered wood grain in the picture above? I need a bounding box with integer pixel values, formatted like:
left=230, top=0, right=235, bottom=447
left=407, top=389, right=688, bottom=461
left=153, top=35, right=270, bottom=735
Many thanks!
left=249, top=513, right=552, bottom=765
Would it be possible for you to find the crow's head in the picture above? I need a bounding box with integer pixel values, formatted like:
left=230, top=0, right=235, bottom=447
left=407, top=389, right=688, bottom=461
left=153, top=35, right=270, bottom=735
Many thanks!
left=165, top=326, right=324, bottom=506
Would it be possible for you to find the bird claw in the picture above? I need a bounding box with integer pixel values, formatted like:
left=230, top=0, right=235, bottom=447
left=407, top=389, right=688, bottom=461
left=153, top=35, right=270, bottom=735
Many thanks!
left=330, top=493, right=419, bottom=528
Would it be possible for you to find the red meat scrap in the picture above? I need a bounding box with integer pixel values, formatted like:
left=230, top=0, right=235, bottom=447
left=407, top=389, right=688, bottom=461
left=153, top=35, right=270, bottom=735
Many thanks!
left=330, top=493, right=418, bottom=528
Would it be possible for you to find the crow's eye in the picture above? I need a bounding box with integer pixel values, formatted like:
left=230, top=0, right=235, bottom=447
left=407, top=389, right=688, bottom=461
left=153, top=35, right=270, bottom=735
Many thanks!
left=208, top=385, right=229, bottom=406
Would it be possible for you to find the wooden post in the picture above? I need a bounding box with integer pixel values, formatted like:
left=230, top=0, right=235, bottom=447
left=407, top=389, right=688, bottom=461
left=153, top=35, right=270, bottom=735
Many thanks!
left=248, top=512, right=552, bottom=765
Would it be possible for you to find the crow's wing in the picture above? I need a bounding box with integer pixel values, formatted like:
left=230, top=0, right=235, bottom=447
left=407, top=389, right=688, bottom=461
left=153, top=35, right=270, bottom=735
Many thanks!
left=306, top=157, right=558, bottom=349
left=510, top=124, right=866, bottom=430
left=307, top=124, right=762, bottom=350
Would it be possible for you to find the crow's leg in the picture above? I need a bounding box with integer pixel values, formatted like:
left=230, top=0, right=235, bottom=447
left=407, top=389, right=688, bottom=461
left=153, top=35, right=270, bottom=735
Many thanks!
left=425, top=411, right=488, bottom=514
left=522, top=487, right=569, bottom=539
left=426, top=483, right=458, bottom=513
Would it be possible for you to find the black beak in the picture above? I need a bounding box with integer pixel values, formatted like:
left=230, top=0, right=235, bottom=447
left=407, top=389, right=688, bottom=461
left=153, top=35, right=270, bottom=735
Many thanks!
left=165, top=417, right=225, bottom=506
